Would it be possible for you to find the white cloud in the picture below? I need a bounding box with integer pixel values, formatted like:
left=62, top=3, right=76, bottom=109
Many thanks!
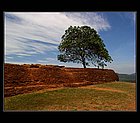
left=5, top=12, right=111, bottom=57
left=37, top=57, right=58, bottom=65
left=16, top=53, right=33, bottom=57
left=64, top=12, right=111, bottom=31
left=6, top=56, right=14, bottom=59
left=37, top=57, right=83, bottom=68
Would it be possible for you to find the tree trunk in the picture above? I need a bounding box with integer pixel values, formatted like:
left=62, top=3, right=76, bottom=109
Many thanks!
left=82, top=57, right=86, bottom=68
left=82, top=62, right=86, bottom=68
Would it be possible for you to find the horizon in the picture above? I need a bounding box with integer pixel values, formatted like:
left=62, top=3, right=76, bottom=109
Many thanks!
left=4, top=62, right=136, bottom=75
left=4, top=12, right=136, bottom=74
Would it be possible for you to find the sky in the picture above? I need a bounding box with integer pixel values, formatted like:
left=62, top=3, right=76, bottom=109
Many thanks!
left=4, top=12, right=136, bottom=74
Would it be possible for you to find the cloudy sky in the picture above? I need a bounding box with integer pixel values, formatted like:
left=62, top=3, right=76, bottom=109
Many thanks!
left=4, top=12, right=136, bottom=74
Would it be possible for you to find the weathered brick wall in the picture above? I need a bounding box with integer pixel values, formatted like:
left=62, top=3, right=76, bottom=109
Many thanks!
left=4, top=63, right=119, bottom=97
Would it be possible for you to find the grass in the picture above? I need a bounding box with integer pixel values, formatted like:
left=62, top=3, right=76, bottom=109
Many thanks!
left=4, top=82, right=136, bottom=111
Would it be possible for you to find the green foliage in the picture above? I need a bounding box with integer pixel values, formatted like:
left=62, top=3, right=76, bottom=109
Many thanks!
left=58, top=26, right=113, bottom=68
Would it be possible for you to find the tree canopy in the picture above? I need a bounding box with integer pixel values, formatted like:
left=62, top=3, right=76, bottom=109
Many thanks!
left=58, top=26, right=113, bottom=68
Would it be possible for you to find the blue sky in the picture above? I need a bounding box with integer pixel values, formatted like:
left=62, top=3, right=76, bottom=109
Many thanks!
left=4, top=12, right=136, bottom=74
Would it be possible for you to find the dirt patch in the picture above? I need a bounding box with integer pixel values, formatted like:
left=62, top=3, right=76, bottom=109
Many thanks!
left=79, top=86, right=126, bottom=93
left=35, top=87, right=65, bottom=94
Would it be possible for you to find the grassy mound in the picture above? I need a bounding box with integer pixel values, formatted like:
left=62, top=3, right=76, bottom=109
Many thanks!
left=4, top=82, right=136, bottom=111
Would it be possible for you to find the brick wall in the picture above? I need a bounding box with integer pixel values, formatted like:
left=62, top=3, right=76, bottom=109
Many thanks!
left=4, top=63, right=119, bottom=97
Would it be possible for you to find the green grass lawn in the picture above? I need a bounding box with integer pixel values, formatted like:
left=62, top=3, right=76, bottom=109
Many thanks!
left=4, top=82, right=136, bottom=111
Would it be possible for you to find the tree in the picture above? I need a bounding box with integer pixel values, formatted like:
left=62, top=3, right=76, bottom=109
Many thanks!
left=58, top=26, right=113, bottom=68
